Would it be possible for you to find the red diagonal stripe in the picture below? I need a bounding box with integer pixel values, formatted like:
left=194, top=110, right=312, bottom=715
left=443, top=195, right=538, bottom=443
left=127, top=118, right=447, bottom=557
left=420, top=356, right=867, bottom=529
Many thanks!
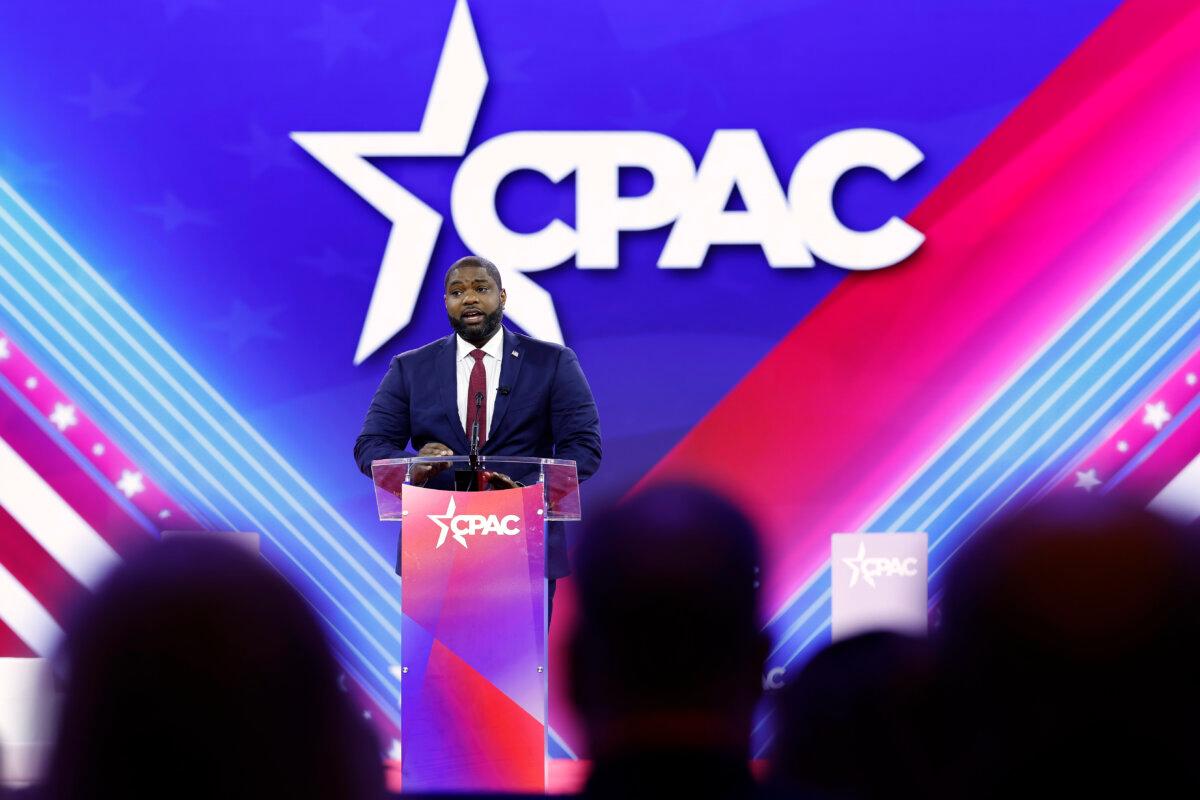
left=0, top=503, right=88, bottom=625
left=0, top=619, right=37, bottom=658
left=642, top=0, right=1200, bottom=616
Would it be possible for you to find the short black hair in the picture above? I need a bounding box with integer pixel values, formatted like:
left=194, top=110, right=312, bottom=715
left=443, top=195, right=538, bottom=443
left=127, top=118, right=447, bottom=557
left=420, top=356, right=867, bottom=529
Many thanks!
left=444, top=255, right=503, bottom=290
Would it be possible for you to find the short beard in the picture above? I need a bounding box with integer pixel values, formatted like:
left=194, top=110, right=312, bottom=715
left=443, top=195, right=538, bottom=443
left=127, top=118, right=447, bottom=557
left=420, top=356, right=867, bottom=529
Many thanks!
left=449, top=306, right=504, bottom=345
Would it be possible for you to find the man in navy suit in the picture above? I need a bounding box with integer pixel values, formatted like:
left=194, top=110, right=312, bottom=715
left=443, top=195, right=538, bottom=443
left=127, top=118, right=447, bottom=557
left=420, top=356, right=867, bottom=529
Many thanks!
left=355, top=255, right=602, bottom=591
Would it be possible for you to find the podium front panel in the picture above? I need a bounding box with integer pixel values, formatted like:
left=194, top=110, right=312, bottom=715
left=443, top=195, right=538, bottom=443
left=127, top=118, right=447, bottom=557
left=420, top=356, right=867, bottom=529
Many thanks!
left=399, top=484, right=548, bottom=792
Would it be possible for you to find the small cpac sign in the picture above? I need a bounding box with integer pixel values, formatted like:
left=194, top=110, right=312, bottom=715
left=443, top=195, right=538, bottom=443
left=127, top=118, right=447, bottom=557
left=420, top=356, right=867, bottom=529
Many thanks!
left=831, top=532, right=928, bottom=641
left=428, top=497, right=521, bottom=549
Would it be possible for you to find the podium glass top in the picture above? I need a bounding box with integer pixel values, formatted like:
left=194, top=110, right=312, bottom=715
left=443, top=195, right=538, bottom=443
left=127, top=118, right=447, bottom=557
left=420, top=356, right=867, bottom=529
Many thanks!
left=371, top=456, right=581, bottom=522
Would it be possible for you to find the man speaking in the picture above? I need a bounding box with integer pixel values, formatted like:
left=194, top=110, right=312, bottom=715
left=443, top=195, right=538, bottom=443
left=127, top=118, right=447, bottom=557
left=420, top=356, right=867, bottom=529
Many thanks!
left=354, top=255, right=602, bottom=594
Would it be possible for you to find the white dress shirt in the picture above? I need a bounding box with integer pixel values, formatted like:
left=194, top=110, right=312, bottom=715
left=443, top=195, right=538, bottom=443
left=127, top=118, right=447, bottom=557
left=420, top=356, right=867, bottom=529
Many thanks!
left=455, top=329, right=503, bottom=436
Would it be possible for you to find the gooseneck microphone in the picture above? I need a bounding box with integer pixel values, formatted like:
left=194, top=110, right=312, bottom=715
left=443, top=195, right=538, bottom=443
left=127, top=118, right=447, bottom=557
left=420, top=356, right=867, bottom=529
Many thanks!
left=469, top=391, right=483, bottom=471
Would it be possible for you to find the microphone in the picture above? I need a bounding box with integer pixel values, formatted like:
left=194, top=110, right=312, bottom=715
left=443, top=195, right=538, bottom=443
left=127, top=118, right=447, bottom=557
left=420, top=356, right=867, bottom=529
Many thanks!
left=469, top=391, right=483, bottom=471
left=498, top=385, right=510, bottom=396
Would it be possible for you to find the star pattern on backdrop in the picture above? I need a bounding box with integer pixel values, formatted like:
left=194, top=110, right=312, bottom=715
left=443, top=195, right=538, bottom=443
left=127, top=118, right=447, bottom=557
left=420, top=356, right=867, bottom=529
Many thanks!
left=294, top=4, right=381, bottom=69
left=116, top=469, right=146, bottom=498
left=226, top=123, right=300, bottom=179
left=161, top=0, right=218, bottom=23
left=137, top=193, right=214, bottom=232
left=1073, top=467, right=1101, bottom=492
left=0, top=150, right=57, bottom=188
left=492, top=47, right=535, bottom=83
left=48, top=402, right=79, bottom=432
left=205, top=299, right=286, bottom=350
left=1142, top=400, right=1171, bottom=431
left=0, top=337, right=9, bottom=360
left=300, top=246, right=369, bottom=282
left=67, top=74, right=145, bottom=120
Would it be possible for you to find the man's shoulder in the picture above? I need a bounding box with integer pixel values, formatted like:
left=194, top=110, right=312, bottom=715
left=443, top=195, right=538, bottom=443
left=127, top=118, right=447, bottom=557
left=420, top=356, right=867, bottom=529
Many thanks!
left=390, top=334, right=454, bottom=366
left=510, top=331, right=571, bottom=358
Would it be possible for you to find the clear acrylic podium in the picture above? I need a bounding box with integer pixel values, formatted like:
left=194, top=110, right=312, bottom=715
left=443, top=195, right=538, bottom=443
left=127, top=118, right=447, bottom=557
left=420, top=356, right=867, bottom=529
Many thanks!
left=371, top=456, right=580, bottom=793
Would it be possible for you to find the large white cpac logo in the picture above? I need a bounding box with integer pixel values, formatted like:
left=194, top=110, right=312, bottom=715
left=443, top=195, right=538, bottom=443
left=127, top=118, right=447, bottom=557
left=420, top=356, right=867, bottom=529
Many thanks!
left=293, top=0, right=925, bottom=364
left=427, top=497, right=521, bottom=549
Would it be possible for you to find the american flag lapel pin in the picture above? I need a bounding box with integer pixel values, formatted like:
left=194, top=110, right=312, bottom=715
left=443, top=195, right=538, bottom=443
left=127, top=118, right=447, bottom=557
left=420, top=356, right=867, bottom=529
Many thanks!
left=511, top=350, right=519, bottom=358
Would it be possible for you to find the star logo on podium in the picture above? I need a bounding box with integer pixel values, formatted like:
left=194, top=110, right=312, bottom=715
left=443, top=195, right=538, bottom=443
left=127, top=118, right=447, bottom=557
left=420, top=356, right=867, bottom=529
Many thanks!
left=428, top=497, right=464, bottom=549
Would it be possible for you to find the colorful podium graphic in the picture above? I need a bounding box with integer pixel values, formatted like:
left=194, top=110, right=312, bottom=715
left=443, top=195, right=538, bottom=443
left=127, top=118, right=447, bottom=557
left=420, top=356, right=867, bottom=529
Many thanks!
left=371, top=456, right=579, bottom=793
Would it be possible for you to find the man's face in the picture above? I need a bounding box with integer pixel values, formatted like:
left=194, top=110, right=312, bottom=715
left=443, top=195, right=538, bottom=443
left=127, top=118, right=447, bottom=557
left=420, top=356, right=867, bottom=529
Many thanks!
left=445, top=266, right=506, bottom=344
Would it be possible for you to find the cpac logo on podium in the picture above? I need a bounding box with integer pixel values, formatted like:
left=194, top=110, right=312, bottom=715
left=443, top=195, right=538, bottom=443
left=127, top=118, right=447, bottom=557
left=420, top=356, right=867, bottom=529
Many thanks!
left=293, top=0, right=925, bottom=364
left=841, top=542, right=919, bottom=589
left=428, top=497, right=521, bottom=549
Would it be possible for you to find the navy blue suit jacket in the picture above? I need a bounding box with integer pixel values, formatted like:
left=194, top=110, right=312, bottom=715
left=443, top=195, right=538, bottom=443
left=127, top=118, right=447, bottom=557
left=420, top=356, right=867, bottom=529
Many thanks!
left=355, top=328, right=602, bottom=578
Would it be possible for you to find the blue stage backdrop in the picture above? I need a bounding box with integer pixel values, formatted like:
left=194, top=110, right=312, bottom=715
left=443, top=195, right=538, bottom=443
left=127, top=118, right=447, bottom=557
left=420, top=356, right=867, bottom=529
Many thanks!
left=6, top=0, right=1200, bottom=762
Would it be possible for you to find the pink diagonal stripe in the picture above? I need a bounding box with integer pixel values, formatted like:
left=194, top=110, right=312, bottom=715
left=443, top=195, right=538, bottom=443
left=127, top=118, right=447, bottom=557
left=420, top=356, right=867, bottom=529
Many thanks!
left=642, top=1, right=1200, bottom=615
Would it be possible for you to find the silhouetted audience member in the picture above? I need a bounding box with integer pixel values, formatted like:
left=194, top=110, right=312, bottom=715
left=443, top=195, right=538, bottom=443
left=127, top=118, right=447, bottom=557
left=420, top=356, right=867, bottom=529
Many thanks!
left=768, top=632, right=941, bottom=799
left=937, top=498, right=1200, bottom=798
left=44, top=538, right=384, bottom=800
left=569, top=484, right=768, bottom=800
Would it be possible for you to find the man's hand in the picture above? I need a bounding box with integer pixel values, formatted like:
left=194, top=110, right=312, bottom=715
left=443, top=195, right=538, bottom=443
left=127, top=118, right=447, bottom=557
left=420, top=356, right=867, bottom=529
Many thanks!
left=411, top=442, right=454, bottom=485
left=483, top=471, right=522, bottom=490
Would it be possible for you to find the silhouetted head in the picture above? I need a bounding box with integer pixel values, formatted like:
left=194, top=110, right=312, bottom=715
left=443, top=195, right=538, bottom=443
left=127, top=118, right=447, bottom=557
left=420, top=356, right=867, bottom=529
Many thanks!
left=47, top=538, right=382, bottom=800
left=938, top=497, right=1200, bottom=797
left=569, top=483, right=766, bottom=759
left=769, top=632, right=940, bottom=799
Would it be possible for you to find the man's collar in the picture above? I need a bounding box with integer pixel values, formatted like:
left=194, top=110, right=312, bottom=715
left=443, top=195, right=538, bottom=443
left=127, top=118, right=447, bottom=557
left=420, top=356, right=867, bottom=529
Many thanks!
left=455, top=327, right=505, bottom=361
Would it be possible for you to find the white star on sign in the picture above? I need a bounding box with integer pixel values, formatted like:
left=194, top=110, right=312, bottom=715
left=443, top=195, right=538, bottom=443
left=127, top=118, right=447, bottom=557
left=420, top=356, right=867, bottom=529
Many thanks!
left=1142, top=401, right=1171, bottom=431
left=0, top=337, right=9, bottom=359
left=49, top=402, right=79, bottom=432
left=291, top=0, right=562, bottom=364
left=116, top=469, right=146, bottom=498
left=1074, top=468, right=1101, bottom=492
left=841, top=542, right=874, bottom=588
left=428, top=497, right=465, bottom=549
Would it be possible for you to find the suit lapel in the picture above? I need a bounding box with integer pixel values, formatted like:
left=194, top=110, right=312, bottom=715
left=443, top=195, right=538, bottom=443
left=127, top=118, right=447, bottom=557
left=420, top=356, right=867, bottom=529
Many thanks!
left=437, top=335, right=470, bottom=452
left=487, top=328, right=524, bottom=445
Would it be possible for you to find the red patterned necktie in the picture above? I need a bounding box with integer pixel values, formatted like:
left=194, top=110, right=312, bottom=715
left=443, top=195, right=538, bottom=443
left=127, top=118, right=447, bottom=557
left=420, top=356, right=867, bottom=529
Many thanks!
left=466, top=349, right=488, bottom=447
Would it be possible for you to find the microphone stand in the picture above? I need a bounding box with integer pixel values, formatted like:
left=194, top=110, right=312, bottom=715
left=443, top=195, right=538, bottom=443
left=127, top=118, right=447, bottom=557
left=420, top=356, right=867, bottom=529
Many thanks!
left=456, top=391, right=486, bottom=491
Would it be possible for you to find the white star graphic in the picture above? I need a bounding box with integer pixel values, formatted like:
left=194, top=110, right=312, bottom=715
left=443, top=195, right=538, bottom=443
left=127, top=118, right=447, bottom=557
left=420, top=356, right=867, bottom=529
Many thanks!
left=49, top=402, right=79, bottom=432
left=157, top=509, right=172, bottom=520
left=0, top=337, right=9, bottom=359
left=1116, top=440, right=1129, bottom=453
left=116, top=469, right=146, bottom=498
left=1074, top=468, right=1101, bottom=492
left=24, top=376, right=38, bottom=390
left=292, top=0, right=562, bottom=364
left=841, top=542, right=874, bottom=588
left=428, top=497, right=465, bottom=549
left=1142, top=401, right=1171, bottom=431
left=92, top=442, right=106, bottom=456
left=1187, top=373, right=1197, bottom=387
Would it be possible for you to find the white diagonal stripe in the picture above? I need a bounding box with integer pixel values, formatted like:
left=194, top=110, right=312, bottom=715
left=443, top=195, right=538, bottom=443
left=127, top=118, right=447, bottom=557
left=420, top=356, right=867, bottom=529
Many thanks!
left=0, top=437, right=120, bottom=587
left=1149, top=452, right=1200, bottom=523
left=0, top=563, right=63, bottom=655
